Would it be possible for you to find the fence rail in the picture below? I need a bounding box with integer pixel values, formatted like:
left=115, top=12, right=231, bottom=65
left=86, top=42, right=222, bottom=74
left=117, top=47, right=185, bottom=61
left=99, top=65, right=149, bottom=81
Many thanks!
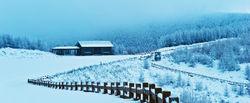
left=152, top=63, right=249, bottom=87
left=28, top=79, right=179, bottom=103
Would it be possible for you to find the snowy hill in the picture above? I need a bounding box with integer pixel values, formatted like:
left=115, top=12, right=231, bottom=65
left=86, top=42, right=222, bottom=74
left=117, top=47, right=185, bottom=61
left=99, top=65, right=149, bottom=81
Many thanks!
left=42, top=38, right=250, bottom=103
left=0, top=48, right=138, bottom=103
left=0, top=48, right=56, bottom=58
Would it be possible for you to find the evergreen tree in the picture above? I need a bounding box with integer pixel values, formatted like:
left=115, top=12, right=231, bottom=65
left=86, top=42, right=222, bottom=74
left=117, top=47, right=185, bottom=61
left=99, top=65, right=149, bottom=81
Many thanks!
left=218, top=48, right=240, bottom=71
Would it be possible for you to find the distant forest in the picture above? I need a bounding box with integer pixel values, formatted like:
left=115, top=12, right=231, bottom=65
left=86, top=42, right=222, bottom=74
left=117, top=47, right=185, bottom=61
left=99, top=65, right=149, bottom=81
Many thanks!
left=111, top=13, right=250, bottom=54
left=1, top=13, right=250, bottom=54
left=0, top=34, right=47, bottom=51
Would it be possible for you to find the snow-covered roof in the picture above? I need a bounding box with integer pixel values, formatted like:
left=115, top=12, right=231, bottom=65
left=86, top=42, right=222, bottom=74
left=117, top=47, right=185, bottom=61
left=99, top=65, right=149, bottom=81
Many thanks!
left=77, top=41, right=113, bottom=47
left=52, top=46, right=79, bottom=50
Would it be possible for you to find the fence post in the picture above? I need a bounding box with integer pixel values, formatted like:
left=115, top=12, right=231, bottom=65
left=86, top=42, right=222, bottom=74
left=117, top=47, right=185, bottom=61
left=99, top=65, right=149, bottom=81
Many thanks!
left=65, top=82, right=69, bottom=90
left=96, top=82, right=101, bottom=93
left=149, top=84, right=156, bottom=103
left=143, top=83, right=149, bottom=102
left=58, top=82, right=61, bottom=89
left=129, top=83, right=134, bottom=99
left=55, top=82, right=58, bottom=89
left=162, top=91, right=171, bottom=103
left=70, top=82, right=74, bottom=90
left=48, top=81, right=50, bottom=87
left=120, top=82, right=128, bottom=98
left=103, top=82, right=108, bottom=94
left=80, top=82, right=83, bottom=91
left=110, top=82, right=115, bottom=95
left=115, top=82, right=121, bottom=96
left=75, top=82, right=78, bottom=91
left=134, top=84, right=141, bottom=100
left=91, top=82, right=95, bottom=92
left=84, top=81, right=89, bottom=92
left=169, top=97, right=179, bottom=103
left=61, top=82, right=65, bottom=89
left=155, top=88, right=162, bottom=103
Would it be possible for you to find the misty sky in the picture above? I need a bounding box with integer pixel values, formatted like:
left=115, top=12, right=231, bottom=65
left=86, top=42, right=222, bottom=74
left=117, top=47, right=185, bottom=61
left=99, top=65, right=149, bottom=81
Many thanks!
left=0, top=0, right=249, bottom=41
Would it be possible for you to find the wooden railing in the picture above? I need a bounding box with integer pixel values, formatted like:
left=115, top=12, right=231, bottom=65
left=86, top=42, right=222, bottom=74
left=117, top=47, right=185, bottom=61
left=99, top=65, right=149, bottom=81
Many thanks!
left=28, top=79, right=179, bottom=103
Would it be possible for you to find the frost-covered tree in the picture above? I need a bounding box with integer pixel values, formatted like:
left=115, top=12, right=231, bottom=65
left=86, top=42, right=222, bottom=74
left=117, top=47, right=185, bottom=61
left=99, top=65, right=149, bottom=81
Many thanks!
left=237, top=85, right=244, bottom=96
left=143, top=58, right=150, bottom=69
left=224, top=85, right=229, bottom=97
left=0, top=34, right=47, bottom=51
left=139, top=72, right=144, bottom=83
left=176, top=73, right=185, bottom=87
left=189, top=53, right=213, bottom=67
left=245, top=65, right=250, bottom=81
left=247, top=83, right=250, bottom=95
left=195, top=81, right=203, bottom=91
left=231, top=85, right=237, bottom=93
left=218, top=48, right=240, bottom=72
left=180, top=89, right=212, bottom=103
left=157, top=74, right=174, bottom=86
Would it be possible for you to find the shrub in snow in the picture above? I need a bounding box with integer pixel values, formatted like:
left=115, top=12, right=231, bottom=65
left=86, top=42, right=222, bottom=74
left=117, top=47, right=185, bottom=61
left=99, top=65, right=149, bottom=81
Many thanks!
left=195, top=81, right=203, bottom=91
left=170, top=48, right=192, bottom=64
left=176, top=73, right=185, bottom=87
left=139, top=72, right=144, bottom=83
left=237, top=85, right=244, bottom=96
left=247, top=83, right=250, bottom=95
left=143, top=58, right=150, bottom=69
left=189, top=53, right=213, bottom=67
left=157, top=74, right=174, bottom=86
left=180, top=89, right=212, bottom=103
left=231, top=85, right=237, bottom=93
left=238, top=47, right=250, bottom=63
left=218, top=49, right=240, bottom=72
left=245, top=65, right=250, bottom=81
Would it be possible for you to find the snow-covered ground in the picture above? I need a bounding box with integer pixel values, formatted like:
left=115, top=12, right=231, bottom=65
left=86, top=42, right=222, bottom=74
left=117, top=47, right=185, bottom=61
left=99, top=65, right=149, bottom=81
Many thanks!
left=1, top=38, right=250, bottom=103
left=44, top=38, right=250, bottom=103
left=0, top=48, right=138, bottom=103
left=156, top=59, right=250, bottom=84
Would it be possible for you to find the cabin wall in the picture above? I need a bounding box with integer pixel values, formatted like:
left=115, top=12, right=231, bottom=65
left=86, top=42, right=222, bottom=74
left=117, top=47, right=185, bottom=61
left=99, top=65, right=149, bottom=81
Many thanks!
left=52, top=49, right=78, bottom=55
left=78, top=47, right=113, bottom=55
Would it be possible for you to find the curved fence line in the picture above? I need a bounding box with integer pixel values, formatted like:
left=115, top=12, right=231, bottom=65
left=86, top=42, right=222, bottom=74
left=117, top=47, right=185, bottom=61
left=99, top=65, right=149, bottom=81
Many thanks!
left=152, top=63, right=249, bottom=87
left=28, top=79, right=179, bottom=103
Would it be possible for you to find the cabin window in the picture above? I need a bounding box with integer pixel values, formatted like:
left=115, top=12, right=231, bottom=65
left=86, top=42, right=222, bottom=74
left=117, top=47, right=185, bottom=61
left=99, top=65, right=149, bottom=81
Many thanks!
left=69, top=50, right=77, bottom=55
left=102, top=47, right=111, bottom=54
left=84, top=48, right=93, bottom=54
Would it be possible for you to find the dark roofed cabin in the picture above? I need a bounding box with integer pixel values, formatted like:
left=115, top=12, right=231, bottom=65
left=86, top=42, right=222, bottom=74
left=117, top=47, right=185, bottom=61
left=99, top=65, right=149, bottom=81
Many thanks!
left=75, top=41, right=113, bottom=56
left=51, top=41, right=113, bottom=56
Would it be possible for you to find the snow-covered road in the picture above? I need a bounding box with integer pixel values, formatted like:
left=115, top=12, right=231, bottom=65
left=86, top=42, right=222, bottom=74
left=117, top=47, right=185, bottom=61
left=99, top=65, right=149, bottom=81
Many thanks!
left=0, top=48, right=138, bottom=103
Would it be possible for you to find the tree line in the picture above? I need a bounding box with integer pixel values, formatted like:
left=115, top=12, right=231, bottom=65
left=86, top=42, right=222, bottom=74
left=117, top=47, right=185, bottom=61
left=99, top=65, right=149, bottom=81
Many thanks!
left=0, top=34, right=47, bottom=51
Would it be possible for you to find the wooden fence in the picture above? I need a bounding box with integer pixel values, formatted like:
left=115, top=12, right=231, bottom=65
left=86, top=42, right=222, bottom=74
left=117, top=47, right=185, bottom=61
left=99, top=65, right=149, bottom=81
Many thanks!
left=28, top=79, right=179, bottom=103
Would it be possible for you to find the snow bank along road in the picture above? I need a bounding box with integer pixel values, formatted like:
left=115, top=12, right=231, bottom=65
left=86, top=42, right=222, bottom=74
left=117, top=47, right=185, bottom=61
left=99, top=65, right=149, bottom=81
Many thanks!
left=151, top=63, right=248, bottom=87
left=0, top=49, right=138, bottom=103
